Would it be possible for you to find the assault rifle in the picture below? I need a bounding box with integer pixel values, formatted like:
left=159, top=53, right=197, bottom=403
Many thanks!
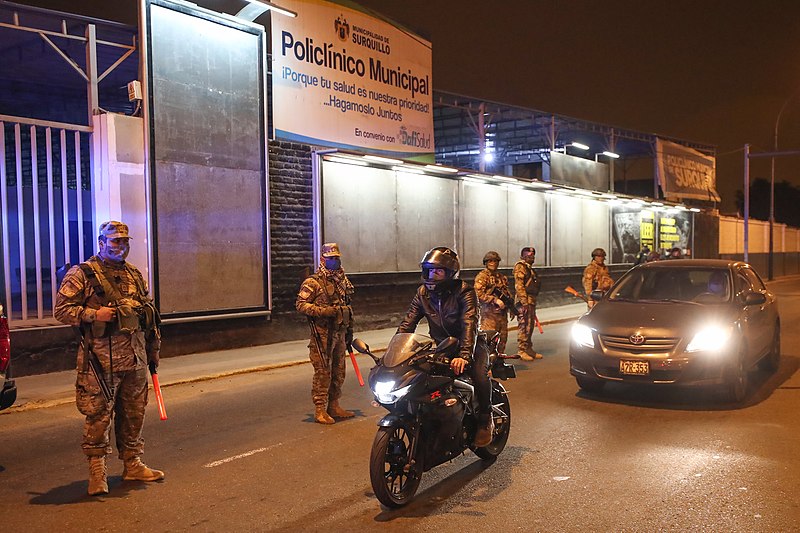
left=86, top=351, right=113, bottom=405
left=491, top=287, right=521, bottom=320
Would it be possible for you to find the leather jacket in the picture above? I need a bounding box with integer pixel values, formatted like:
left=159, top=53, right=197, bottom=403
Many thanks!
left=397, top=280, right=478, bottom=362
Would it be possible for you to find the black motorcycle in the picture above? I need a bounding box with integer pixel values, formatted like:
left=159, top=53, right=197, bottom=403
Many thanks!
left=352, top=331, right=516, bottom=508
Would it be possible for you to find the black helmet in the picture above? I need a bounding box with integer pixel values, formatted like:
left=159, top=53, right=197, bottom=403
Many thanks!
left=482, top=251, right=501, bottom=265
left=591, top=247, right=607, bottom=259
left=420, top=247, right=460, bottom=290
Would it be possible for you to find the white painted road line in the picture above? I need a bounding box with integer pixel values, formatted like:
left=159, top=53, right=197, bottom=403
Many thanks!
left=204, top=442, right=283, bottom=468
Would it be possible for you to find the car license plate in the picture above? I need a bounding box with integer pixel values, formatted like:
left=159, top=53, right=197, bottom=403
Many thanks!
left=619, top=360, right=649, bottom=375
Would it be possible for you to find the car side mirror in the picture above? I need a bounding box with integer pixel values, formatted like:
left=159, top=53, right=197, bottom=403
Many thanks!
left=743, top=292, right=766, bottom=306
left=590, top=290, right=604, bottom=301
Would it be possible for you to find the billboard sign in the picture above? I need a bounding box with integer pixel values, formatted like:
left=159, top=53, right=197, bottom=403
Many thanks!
left=656, top=138, right=720, bottom=202
left=271, top=0, right=433, bottom=157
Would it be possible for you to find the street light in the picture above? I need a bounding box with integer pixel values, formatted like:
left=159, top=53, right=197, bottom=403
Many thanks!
left=594, top=151, right=620, bottom=191
left=769, top=87, right=800, bottom=280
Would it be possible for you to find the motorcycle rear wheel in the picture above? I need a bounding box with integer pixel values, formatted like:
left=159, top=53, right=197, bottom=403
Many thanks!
left=475, top=381, right=511, bottom=460
left=369, top=426, right=422, bottom=508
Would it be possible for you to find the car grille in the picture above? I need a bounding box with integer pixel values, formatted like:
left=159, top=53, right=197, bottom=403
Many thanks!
left=599, top=334, right=680, bottom=353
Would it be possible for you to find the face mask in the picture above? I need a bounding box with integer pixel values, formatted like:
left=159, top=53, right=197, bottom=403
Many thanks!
left=324, top=257, right=341, bottom=270
left=99, top=238, right=130, bottom=263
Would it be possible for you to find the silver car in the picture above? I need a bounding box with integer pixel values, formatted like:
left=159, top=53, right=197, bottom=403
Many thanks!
left=569, top=259, right=780, bottom=403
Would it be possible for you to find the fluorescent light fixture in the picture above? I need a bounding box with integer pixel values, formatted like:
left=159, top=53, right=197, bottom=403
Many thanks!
left=364, top=155, right=403, bottom=165
left=527, top=180, right=553, bottom=189
left=651, top=202, right=664, bottom=206
left=690, top=207, right=701, bottom=212
left=425, top=164, right=459, bottom=173
left=571, top=142, right=590, bottom=150
left=602, top=151, right=620, bottom=158
left=676, top=205, right=688, bottom=210
left=326, top=156, right=367, bottom=166
left=246, top=0, right=297, bottom=17
left=392, top=165, right=424, bottom=174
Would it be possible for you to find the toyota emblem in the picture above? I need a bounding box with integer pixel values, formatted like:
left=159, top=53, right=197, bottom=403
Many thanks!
left=629, top=333, right=645, bottom=345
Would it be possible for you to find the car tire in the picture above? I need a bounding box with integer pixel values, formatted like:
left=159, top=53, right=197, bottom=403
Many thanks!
left=576, top=376, right=605, bottom=393
left=724, top=346, right=749, bottom=404
left=758, top=323, right=780, bottom=373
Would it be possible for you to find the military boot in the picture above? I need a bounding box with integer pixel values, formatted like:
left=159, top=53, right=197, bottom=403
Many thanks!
left=517, top=351, right=534, bottom=361
left=314, top=406, right=335, bottom=424
left=327, top=400, right=355, bottom=419
left=88, top=456, right=109, bottom=496
left=474, top=414, right=495, bottom=448
left=122, top=457, right=165, bottom=482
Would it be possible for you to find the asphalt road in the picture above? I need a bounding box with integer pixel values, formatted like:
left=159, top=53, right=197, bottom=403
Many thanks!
left=1, top=278, right=799, bottom=532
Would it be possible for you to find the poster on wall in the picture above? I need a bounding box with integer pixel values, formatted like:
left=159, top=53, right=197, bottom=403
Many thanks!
left=611, top=206, right=642, bottom=263
left=271, top=0, right=434, bottom=158
left=658, top=211, right=693, bottom=256
left=656, top=138, right=720, bottom=202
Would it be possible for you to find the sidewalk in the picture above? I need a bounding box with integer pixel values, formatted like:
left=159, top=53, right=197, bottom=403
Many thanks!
left=3, top=302, right=587, bottom=414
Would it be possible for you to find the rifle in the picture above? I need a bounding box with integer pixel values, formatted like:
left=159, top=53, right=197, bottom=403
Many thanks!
left=87, top=351, right=113, bottom=405
left=491, top=286, right=521, bottom=320
left=565, top=285, right=589, bottom=303
left=149, top=362, right=168, bottom=420
left=307, top=317, right=329, bottom=368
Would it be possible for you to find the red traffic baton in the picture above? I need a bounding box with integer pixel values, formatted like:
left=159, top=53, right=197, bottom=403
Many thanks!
left=349, top=350, right=365, bottom=387
left=535, top=316, right=544, bottom=334
left=150, top=370, right=168, bottom=420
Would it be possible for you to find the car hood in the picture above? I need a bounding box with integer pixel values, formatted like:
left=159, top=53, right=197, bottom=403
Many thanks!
left=582, top=300, right=737, bottom=337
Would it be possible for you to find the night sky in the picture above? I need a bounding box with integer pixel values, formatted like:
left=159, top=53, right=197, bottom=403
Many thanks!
left=17, top=0, right=800, bottom=213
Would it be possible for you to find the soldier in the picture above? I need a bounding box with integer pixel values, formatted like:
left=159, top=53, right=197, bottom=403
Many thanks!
left=54, top=221, right=163, bottom=496
left=583, top=247, right=614, bottom=308
left=474, top=251, right=511, bottom=355
left=296, top=243, right=355, bottom=425
left=513, top=246, right=542, bottom=361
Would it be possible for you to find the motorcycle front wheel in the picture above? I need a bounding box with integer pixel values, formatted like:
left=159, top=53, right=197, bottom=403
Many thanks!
left=369, top=425, right=422, bottom=508
left=474, top=381, right=511, bottom=460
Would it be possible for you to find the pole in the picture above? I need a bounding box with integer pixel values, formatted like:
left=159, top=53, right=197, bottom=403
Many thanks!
left=770, top=87, right=800, bottom=280
left=744, top=144, right=750, bottom=263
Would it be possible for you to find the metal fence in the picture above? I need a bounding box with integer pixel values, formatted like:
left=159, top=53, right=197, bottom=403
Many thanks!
left=1, top=118, right=93, bottom=324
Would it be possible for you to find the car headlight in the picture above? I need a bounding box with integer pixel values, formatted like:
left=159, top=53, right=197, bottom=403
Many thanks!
left=372, top=380, right=412, bottom=403
left=571, top=323, right=595, bottom=348
left=686, top=325, right=732, bottom=353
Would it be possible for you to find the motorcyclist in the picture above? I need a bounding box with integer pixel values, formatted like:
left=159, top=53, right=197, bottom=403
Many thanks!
left=397, top=247, right=494, bottom=447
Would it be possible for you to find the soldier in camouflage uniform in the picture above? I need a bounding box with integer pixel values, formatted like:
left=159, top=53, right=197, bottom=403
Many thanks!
left=473, top=251, right=510, bottom=354
left=296, top=243, right=356, bottom=425
left=54, top=221, right=163, bottom=496
left=513, top=246, right=542, bottom=361
left=583, top=247, right=614, bottom=308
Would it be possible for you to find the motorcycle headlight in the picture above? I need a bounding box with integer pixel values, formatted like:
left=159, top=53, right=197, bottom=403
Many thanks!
left=686, top=325, right=732, bottom=353
left=373, top=380, right=412, bottom=404
left=571, top=323, right=595, bottom=348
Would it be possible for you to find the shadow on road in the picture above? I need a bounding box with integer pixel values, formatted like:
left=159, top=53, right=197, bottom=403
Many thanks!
left=372, top=444, right=528, bottom=521
left=574, top=354, right=800, bottom=411
left=29, top=475, right=153, bottom=505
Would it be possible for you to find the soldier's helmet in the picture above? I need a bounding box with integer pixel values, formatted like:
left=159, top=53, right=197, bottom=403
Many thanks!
left=420, top=247, right=460, bottom=289
left=98, top=221, right=129, bottom=240
left=321, top=242, right=341, bottom=258
left=521, top=246, right=536, bottom=258
left=591, top=247, right=607, bottom=259
left=483, top=251, right=501, bottom=265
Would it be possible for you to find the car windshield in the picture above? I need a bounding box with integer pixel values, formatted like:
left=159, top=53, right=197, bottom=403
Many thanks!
left=381, top=333, right=435, bottom=368
left=607, top=267, right=732, bottom=304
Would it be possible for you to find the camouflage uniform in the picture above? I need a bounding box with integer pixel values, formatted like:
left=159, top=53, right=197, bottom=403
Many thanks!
left=55, top=254, right=160, bottom=460
left=474, top=268, right=510, bottom=353
left=514, top=259, right=541, bottom=356
left=582, top=261, right=614, bottom=297
left=296, top=246, right=354, bottom=421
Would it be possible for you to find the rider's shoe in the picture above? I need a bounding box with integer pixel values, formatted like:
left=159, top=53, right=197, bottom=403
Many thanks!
left=474, top=414, right=495, bottom=447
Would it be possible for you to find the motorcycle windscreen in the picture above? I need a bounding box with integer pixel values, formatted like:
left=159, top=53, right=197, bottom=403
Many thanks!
left=382, top=333, right=435, bottom=368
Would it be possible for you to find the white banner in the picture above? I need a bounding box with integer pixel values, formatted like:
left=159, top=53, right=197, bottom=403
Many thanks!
left=656, top=138, right=720, bottom=202
left=271, top=0, right=433, bottom=157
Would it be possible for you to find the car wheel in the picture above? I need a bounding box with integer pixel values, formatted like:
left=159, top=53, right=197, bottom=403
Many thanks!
left=758, top=323, right=780, bottom=372
left=576, top=376, right=605, bottom=393
left=724, top=346, right=749, bottom=404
